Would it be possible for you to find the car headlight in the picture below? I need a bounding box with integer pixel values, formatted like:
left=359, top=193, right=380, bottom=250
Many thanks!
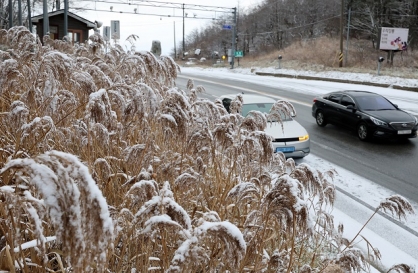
left=370, top=116, right=387, bottom=126
left=414, top=116, right=418, bottom=125
left=299, top=135, right=309, bottom=141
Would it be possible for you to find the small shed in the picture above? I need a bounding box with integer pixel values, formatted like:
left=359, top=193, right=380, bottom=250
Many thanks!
left=31, top=10, right=96, bottom=44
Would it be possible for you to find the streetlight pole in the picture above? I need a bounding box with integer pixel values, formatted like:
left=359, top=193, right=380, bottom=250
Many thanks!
left=231, top=7, right=237, bottom=69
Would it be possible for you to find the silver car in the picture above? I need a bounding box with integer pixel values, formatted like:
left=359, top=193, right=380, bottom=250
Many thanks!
left=220, top=94, right=310, bottom=158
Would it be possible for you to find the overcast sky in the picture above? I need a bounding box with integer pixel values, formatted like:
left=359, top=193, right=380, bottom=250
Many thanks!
left=67, top=0, right=263, bottom=55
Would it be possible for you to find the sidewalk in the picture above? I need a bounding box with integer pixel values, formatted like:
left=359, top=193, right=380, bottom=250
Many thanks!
left=333, top=192, right=418, bottom=272
left=254, top=70, right=418, bottom=92
left=303, top=154, right=418, bottom=273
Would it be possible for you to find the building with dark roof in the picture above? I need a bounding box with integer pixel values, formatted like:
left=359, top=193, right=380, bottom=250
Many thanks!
left=31, top=10, right=95, bottom=44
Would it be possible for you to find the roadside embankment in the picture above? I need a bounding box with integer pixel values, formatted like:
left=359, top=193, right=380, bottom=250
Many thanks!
left=255, top=71, right=418, bottom=92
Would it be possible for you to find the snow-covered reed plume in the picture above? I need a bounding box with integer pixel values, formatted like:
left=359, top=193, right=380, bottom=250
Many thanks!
left=0, top=151, right=113, bottom=272
left=0, top=26, right=415, bottom=273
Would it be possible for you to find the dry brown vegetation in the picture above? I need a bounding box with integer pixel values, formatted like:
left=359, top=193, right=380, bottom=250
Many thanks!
left=246, top=37, right=418, bottom=74
left=191, top=37, right=418, bottom=79
left=0, top=26, right=415, bottom=273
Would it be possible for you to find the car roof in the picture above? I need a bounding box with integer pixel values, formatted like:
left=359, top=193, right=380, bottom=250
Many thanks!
left=220, top=94, right=276, bottom=104
left=329, top=90, right=381, bottom=97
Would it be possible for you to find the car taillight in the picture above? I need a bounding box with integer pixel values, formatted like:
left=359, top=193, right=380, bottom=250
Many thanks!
left=313, top=98, right=317, bottom=103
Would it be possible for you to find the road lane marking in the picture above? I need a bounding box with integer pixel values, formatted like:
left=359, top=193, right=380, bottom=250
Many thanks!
left=178, top=74, right=312, bottom=107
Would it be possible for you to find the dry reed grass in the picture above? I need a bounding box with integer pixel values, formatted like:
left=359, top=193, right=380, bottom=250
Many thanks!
left=225, top=36, right=418, bottom=78
left=0, top=26, right=415, bottom=272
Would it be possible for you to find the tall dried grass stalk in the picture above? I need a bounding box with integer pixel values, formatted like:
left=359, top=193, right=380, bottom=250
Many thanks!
left=0, top=26, right=415, bottom=273
left=0, top=151, right=113, bottom=272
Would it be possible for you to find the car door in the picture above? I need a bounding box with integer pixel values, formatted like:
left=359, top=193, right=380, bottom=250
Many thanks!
left=324, top=93, right=342, bottom=124
left=339, top=95, right=360, bottom=129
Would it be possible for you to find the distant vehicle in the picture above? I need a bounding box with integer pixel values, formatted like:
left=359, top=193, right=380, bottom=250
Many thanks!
left=185, top=58, right=197, bottom=65
left=200, top=57, right=206, bottom=62
left=220, top=94, right=310, bottom=158
left=312, top=90, right=418, bottom=141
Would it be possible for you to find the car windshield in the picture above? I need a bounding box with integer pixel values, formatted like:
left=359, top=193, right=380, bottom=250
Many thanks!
left=355, top=95, right=396, bottom=111
left=242, top=103, right=292, bottom=121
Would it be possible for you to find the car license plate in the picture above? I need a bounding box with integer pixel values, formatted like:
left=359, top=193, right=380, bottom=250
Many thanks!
left=276, top=147, right=295, bottom=153
left=398, top=130, right=411, bottom=135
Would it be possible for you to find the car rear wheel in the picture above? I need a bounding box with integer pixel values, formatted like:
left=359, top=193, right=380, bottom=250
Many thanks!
left=316, top=111, right=327, bottom=127
left=357, top=122, right=369, bottom=141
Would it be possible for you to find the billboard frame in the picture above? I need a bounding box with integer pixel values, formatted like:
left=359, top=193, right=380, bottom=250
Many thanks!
left=378, top=27, right=409, bottom=51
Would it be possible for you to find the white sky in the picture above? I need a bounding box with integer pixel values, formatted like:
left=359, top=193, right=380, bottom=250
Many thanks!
left=180, top=66, right=418, bottom=272
left=66, top=0, right=263, bottom=55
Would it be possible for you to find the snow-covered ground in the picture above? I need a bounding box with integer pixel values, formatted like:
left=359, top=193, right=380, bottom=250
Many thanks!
left=180, top=66, right=418, bottom=272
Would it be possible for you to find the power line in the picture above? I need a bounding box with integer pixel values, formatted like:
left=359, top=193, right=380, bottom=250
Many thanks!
left=78, top=0, right=234, bottom=13
left=79, top=7, right=222, bottom=20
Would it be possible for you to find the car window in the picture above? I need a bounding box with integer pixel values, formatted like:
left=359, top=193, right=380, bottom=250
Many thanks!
left=341, top=95, right=355, bottom=107
left=327, top=93, right=342, bottom=103
left=355, top=95, right=396, bottom=110
left=242, top=103, right=274, bottom=116
left=242, top=103, right=292, bottom=121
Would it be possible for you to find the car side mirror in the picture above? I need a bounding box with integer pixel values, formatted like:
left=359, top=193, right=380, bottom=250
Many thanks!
left=347, top=105, right=356, bottom=112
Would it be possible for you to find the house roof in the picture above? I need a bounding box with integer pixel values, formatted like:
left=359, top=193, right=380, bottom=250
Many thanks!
left=31, top=10, right=96, bottom=28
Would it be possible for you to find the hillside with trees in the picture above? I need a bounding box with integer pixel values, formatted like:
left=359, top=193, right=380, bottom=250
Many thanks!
left=180, top=0, right=418, bottom=65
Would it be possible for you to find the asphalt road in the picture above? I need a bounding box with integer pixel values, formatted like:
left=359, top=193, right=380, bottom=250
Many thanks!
left=176, top=73, right=418, bottom=204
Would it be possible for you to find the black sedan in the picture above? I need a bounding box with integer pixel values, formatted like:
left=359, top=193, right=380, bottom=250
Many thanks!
left=312, top=90, right=418, bottom=141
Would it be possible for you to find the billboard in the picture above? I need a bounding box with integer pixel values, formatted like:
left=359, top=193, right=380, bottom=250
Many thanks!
left=379, top=27, right=409, bottom=51
left=103, top=26, right=110, bottom=41
left=110, top=20, right=120, bottom=39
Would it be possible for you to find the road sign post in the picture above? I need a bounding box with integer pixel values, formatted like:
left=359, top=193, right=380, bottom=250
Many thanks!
left=234, top=50, right=243, bottom=66
left=110, top=20, right=120, bottom=40
left=234, top=51, right=243, bottom=58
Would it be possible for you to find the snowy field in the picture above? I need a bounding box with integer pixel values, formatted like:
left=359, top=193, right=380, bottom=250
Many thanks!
left=180, top=66, right=418, bottom=272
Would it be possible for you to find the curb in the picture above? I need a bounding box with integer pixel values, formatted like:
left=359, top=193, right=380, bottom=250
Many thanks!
left=255, top=72, right=418, bottom=93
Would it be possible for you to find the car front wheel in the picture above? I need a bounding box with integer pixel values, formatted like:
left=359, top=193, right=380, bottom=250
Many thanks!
left=316, top=110, right=327, bottom=127
left=357, top=122, right=369, bottom=141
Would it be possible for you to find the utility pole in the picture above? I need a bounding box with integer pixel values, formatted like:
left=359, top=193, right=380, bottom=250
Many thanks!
left=27, top=0, right=32, bottom=32
left=345, top=6, right=351, bottom=65
left=182, top=3, right=185, bottom=58
left=8, top=0, right=13, bottom=28
left=18, top=0, right=22, bottom=25
left=64, top=0, right=68, bottom=37
left=174, top=21, right=177, bottom=59
left=339, top=0, right=344, bottom=67
left=231, top=7, right=237, bottom=69
left=43, top=0, right=49, bottom=37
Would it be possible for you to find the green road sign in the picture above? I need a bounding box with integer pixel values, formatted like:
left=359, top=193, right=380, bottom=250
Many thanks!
left=235, top=51, right=243, bottom=58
